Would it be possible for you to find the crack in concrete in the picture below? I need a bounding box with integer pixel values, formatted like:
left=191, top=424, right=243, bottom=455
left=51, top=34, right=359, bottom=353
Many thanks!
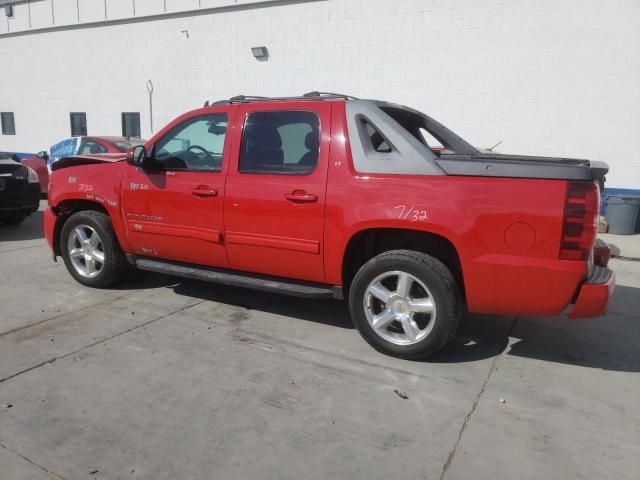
left=0, top=292, right=135, bottom=338
left=611, top=255, right=640, bottom=262
left=0, top=245, right=42, bottom=254
left=438, top=315, right=518, bottom=480
left=0, top=300, right=205, bottom=384
left=0, top=440, right=67, bottom=479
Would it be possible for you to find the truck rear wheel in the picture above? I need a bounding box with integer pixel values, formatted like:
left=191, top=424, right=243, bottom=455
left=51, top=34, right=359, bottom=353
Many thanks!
left=349, top=250, right=461, bottom=359
left=60, top=210, right=127, bottom=288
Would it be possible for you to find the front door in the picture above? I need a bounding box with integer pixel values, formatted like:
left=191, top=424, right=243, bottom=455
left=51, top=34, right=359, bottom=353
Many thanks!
left=224, top=103, right=331, bottom=283
left=121, top=110, right=233, bottom=268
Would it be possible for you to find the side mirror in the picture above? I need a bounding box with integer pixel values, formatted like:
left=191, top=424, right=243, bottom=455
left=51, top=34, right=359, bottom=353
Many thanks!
left=127, top=145, right=147, bottom=167
left=36, top=150, right=48, bottom=161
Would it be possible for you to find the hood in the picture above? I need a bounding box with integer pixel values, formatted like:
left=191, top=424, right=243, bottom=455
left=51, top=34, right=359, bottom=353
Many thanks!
left=0, top=157, right=29, bottom=184
left=51, top=153, right=127, bottom=171
left=0, top=157, right=25, bottom=174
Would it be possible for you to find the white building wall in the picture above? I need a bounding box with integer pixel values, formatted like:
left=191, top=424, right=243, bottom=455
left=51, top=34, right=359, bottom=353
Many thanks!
left=52, top=0, right=78, bottom=26
left=29, top=0, right=53, bottom=29
left=78, top=0, right=107, bottom=23
left=0, top=0, right=638, bottom=189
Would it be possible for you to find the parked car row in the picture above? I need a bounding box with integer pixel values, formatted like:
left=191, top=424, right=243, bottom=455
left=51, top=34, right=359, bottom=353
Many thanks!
left=0, top=152, right=40, bottom=225
left=1, top=136, right=145, bottom=226
left=2, top=136, right=146, bottom=196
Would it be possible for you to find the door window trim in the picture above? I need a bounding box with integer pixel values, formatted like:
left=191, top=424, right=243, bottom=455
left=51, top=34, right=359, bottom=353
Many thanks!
left=148, top=113, right=229, bottom=173
left=238, top=109, right=321, bottom=176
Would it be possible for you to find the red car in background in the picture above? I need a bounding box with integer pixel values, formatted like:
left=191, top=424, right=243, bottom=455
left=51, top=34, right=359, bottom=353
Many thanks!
left=22, top=136, right=146, bottom=195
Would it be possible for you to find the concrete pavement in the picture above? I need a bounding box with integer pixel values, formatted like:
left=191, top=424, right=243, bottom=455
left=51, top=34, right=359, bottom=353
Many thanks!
left=0, top=203, right=638, bottom=480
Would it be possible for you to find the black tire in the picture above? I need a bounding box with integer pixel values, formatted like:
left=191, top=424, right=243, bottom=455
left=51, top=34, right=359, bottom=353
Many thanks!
left=60, top=210, right=127, bottom=288
left=349, top=250, right=462, bottom=360
left=0, top=216, right=26, bottom=225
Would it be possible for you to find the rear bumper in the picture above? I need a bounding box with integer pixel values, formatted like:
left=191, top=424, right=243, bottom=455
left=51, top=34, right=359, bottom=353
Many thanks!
left=467, top=239, right=615, bottom=317
left=568, top=265, right=615, bottom=319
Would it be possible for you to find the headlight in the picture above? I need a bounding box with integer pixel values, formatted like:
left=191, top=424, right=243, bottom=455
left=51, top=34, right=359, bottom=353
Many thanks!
left=27, top=167, right=39, bottom=184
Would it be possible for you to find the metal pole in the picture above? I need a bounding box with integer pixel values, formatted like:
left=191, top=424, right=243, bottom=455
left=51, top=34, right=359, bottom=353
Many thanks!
left=146, top=80, right=154, bottom=134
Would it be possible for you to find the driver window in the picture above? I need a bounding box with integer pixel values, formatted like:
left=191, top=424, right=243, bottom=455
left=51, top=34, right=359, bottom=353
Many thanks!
left=152, top=114, right=227, bottom=172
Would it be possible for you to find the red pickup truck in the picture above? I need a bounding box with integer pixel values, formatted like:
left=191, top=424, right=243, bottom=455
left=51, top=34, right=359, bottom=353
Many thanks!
left=43, top=92, right=614, bottom=359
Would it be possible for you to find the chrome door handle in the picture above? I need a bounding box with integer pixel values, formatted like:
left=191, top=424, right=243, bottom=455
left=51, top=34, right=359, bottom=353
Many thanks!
left=285, top=191, right=318, bottom=203
left=192, top=188, right=218, bottom=198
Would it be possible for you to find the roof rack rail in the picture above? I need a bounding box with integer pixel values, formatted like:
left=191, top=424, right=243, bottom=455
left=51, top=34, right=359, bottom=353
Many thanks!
left=206, top=92, right=357, bottom=106
left=302, top=91, right=358, bottom=99
left=229, top=95, right=270, bottom=102
left=209, top=95, right=271, bottom=105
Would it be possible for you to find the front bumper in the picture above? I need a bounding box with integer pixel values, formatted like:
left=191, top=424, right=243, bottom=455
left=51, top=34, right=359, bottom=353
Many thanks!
left=0, top=182, right=40, bottom=217
left=568, top=264, right=615, bottom=319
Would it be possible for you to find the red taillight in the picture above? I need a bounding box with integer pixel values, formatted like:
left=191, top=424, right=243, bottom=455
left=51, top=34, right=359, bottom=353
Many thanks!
left=560, top=181, right=599, bottom=260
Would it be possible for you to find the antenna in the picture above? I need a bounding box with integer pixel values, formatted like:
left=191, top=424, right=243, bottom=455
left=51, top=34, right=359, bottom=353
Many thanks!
left=488, top=140, right=503, bottom=152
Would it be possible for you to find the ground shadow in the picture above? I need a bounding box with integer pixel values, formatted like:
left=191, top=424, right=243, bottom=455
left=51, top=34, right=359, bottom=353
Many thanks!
left=507, top=284, right=640, bottom=372
left=110, top=270, right=179, bottom=291
left=109, top=271, right=638, bottom=372
left=172, top=279, right=354, bottom=329
left=169, top=277, right=512, bottom=362
left=431, top=313, right=513, bottom=363
left=0, top=209, right=44, bottom=242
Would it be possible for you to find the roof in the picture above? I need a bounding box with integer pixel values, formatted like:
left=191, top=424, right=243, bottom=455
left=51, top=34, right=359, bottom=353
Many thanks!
left=206, top=91, right=357, bottom=106
left=84, top=136, right=145, bottom=142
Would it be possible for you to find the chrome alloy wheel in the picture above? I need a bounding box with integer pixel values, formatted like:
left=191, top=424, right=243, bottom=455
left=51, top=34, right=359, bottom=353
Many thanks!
left=363, top=271, right=437, bottom=345
left=67, top=224, right=105, bottom=279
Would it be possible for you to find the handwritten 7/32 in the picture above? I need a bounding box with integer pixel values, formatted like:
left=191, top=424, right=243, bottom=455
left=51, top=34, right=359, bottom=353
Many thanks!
left=394, top=205, right=429, bottom=222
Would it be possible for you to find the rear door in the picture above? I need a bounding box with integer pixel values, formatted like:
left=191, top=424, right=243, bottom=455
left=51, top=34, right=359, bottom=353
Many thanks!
left=224, top=102, right=331, bottom=283
left=121, top=107, right=235, bottom=267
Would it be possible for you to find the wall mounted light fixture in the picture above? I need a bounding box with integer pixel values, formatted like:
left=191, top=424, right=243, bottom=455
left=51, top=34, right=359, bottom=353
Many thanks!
left=251, top=46, right=269, bottom=61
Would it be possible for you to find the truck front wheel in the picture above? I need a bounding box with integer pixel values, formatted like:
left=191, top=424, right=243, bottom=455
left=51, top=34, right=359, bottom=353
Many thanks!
left=60, top=210, right=127, bottom=288
left=349, top=250, right=462, bottom=359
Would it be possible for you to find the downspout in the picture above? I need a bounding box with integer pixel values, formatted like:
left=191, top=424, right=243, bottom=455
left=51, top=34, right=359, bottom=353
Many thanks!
left=146, top=79, right=154, bottom=134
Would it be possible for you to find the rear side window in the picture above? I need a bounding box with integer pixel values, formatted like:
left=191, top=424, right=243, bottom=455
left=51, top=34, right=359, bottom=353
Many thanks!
left=113, top=139, right=144, bottom=152
left=363, top=119, right=392, bottom=153
left=239, top=110, right=319, bottom=175
left=78, top=140, right=108, bottom=155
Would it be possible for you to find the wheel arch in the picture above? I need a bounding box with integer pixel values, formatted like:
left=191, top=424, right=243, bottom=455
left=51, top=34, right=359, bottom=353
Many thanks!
left=341, top=228, right=465, bottom=302
left=52, top=200, right=113, bottom=257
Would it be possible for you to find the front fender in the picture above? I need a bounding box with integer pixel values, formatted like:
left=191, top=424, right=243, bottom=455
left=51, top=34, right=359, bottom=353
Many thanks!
left=48, top=162, right=131, bottom=253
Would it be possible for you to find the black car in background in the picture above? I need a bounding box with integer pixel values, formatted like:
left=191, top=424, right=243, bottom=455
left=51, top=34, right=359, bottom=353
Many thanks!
left=0, top=152, right=40, bottom=225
